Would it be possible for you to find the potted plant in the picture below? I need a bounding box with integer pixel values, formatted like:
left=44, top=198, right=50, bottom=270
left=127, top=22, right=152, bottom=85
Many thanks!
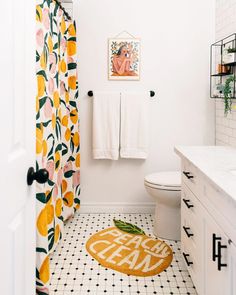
left=223, top=75, right=235, bottom=115
left=227, top=48, right=236, bottom=53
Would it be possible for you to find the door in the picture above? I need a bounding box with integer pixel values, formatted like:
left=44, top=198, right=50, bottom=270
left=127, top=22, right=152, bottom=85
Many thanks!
left=0, top=0, right=36, bottom=294
left=229, top=242, right=236, bottom=295
left=204, top=211, right=230, bottom=295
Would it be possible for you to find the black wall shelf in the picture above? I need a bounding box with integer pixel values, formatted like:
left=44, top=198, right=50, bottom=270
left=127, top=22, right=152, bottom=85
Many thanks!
left=210, top=33, right=236, bottom=99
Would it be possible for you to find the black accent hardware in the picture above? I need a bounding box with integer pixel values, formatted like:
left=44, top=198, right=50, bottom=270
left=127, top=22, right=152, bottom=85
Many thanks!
left=27, top=167, right=49, bottom=186
left=183, top=252, right=193, bottom=266
left=212, top=233, right=221, bottom=261
left=183, top=226, right=194, bottom=238
left=183, top=198, right=194, bottom=209
left=87, top=90, right=156, bottom=98
left=88, top=90, right=93, bottom=97
left=183, top=171, right=194, bottom=179
left=150, top=90, right=155, bottom=97
left=212, top=234, right=227, bottom=271
left=210, top=33, right=236, bottom=99
left=217, top=240, right=227, bottom=271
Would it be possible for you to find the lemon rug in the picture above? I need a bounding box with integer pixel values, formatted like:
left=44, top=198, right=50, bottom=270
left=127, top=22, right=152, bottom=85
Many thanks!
left=86, top=219, right=173, bottom=277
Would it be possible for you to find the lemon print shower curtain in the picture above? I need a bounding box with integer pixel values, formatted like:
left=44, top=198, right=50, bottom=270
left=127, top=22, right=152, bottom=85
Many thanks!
left=36, top=1, right=80, bottom=293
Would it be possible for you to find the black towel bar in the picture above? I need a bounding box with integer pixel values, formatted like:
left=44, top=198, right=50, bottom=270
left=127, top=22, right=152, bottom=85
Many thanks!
left=87, top=90, right=156, bottom=98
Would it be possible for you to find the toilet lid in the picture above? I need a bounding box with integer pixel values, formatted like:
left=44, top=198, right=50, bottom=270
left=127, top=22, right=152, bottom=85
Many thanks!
left=145, top=171, right=181, bottom=188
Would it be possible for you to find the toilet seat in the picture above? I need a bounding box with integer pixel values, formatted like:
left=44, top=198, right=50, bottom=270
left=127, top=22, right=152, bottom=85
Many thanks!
left=144, top=171, right=181, bottom=191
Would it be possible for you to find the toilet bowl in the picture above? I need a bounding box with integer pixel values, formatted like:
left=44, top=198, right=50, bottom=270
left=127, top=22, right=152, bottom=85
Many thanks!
left=144, top=171, right=181, bottom=241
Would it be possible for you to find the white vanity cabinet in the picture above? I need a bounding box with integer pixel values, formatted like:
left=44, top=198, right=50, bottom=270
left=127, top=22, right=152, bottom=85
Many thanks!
left=175, top=146, right=236, bottom=295
left=230, top=243, right=236, bottom=294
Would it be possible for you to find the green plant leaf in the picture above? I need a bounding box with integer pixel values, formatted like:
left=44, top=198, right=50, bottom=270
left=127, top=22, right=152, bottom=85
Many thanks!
left=68, top=37, right=76, bottom=42
left=36, top=193, right=46, bottom=203
left=69, top=101, right=77, bottom=108
left=113, top=219, right=146, bottom=235
left=48, top=228, right=54, bottom=234
left=47, top=179, right=54, bottom=186
left=62, top=146, right=68, bottom=156
left=53, top=42, right=58, bottom=50
left=64, top=170, right=75, bottom=178
left=36, top=268, right=40, bottom=280
left=55, top=143, right=62, bottom=152
left=46, top=190, right=53, bottom=203
left=74, top=198, right=80, bottom=204
left=68, top=63, right=77, bottom=70
left=63, top=197, right=68, bottom=205
left=42, top=119, right=51, bottom=127
left=37, top=70, right=48, bottom=81
left=223, top=75, right=235, bottom=115
left=36, top=280, right=44, bottom=287
left=68, top=156, right=75, bottom=162
left=55, top=159, right=60, bottom=170
left=36, top=247, right=48, bottom=254
left=54, top=72, right=59, bottom=88
left=48, top=235, right=55, bottom=251
left=36, top=9, right=41, bottom=22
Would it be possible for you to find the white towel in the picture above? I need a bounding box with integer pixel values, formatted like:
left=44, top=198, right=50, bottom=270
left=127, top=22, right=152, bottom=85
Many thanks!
left=92, top=91, right=120, bottom=160
left=120, top=92, right=149, bottom=159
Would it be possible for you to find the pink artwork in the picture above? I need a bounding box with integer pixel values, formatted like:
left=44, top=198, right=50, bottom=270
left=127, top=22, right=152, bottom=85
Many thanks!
left=108, top=38, right=140, bottom=80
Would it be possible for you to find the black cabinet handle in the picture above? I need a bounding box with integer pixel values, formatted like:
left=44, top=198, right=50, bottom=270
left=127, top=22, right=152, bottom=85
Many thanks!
left=212, top=234, right=227, bottom=271
left=183, top=171, right=194, bottom=179
left=183, top=252, right=193, bottom=266
left=183, top=226, right=194, bottom=238
left=217, top=240, right=227, bottom=271
left=183, top=198, right=194, bottom=209
left=27, top=167, right=49, bottom=185
left=212, top=233, right=221, bottom=261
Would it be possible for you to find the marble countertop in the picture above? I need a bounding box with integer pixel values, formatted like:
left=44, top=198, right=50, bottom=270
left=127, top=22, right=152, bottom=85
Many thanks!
left=174, top=145, right=236, bottom=202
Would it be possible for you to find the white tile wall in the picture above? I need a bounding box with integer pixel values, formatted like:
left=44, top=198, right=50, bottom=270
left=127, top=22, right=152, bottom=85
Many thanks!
left=215, top=0, right=236, bottom=147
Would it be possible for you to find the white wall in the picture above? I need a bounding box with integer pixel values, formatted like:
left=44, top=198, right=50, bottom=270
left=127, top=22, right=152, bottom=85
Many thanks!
left=76, top=0, right=215, bottom=213
left=215, top=0, right=236, bottom=147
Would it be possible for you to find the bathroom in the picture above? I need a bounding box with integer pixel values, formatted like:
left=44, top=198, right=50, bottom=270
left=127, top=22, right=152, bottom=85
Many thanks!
left=1, top=0, right=236, bottom=294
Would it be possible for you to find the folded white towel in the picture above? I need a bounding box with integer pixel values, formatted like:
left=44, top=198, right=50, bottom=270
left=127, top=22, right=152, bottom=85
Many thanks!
left=120, top=92, right=149, bottom=159
left=92, top=91, right=120, bottom=160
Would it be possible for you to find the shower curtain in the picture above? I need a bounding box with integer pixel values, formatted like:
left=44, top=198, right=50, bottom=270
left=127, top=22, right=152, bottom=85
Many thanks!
left=36, top=1, right=80, bottom=293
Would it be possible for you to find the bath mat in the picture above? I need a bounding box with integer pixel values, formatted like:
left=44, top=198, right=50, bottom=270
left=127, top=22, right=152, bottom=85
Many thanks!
left=86, top=219, right=173, bottom=277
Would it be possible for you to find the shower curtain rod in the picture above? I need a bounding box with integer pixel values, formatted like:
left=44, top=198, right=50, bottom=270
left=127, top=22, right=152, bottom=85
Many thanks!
left=54, top=0, right=72, bottom=20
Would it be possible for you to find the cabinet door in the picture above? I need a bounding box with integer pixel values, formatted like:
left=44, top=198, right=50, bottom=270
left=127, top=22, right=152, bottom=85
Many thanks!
left=229, top=242, right=236, bottom=295
left=204, top=211, right=230, bottom=295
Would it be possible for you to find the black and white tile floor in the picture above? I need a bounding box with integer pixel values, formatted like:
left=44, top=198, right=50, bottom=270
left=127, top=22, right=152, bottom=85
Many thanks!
left=49, top=213, right=197, bottom=295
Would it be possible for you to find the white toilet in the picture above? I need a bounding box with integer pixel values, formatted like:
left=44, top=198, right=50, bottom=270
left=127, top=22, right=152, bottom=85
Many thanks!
left=144, top=171, right=181, bottom=241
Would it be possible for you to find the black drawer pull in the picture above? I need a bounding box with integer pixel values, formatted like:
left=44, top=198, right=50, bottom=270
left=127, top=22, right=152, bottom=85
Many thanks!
left=212, top=234, right=227, bottom=271
left=183, top=252, right=193, bottom=266
left=183, top=171, right=194, bottom=179
left=183, top=198, right=194, bottom=209
left=212, top=233, right=221, bottom=261
left=183, top=226, right=194, bottom=238
left=217, top=240, right=227, bottom=271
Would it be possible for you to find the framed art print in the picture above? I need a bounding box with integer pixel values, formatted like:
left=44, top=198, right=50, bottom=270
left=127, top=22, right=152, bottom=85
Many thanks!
left=108, top=38, right=141, bottom=81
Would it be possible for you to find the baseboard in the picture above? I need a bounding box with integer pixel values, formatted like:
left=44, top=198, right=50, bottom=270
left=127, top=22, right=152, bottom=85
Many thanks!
left=79, top=202, right=155, bottom=214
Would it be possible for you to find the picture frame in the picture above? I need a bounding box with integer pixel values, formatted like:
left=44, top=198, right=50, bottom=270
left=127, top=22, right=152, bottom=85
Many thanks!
left=108, top=38, right=141, bottom=81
